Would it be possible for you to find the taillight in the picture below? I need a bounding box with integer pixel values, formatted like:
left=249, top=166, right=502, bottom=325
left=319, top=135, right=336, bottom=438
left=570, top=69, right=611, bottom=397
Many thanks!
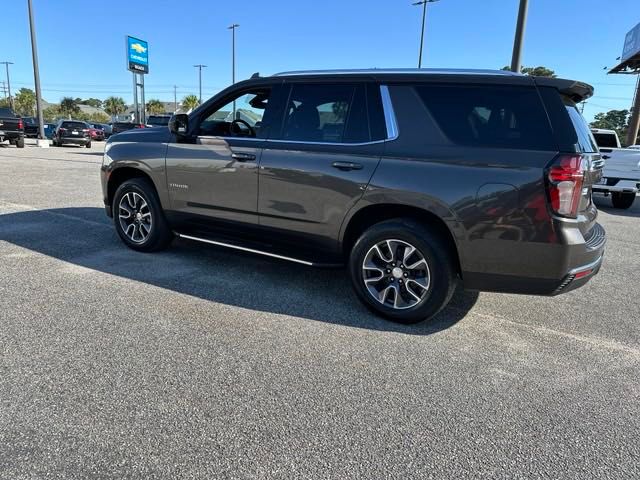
left=17, top=119, right=23, bottom=130
left=59, top=127, right=67, bottom=133
left=546, top=154, right=586, bottom=218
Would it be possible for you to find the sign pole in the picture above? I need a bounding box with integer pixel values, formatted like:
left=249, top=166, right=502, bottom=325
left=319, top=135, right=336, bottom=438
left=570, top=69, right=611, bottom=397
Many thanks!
left=140, top=74, right=146, bottom=125
left=627, top=76, right=640, bottom=146
left=132, top=72, right=139, bottom=124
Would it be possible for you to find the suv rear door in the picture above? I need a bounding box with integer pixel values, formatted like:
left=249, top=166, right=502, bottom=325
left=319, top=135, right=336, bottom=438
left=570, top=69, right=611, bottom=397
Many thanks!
left=257, top=81, right=386, bottom=253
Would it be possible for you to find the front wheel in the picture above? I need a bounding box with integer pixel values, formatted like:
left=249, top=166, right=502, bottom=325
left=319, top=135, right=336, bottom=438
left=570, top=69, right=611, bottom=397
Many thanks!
left=611, top=192, right=636, bottom=209
left=349, top=219, right=457, bottom=324
left=112, top=178, right=173, bottom=252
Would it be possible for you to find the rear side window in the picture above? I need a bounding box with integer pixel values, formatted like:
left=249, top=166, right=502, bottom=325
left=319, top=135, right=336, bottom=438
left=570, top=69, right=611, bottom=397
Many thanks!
left=278, top=83, right=369, bottom=144
left=415, top=84, right=555, bottom=150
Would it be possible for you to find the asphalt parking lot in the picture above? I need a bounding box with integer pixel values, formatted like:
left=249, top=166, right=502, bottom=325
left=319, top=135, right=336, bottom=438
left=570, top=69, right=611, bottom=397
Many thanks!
left=1, top=140, right=639, bottom=479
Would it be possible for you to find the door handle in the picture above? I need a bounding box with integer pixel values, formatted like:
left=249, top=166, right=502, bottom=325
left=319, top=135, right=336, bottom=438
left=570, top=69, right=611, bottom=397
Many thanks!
left=231, top=152, right=256, bottom=162
left=332, top=161, right=363, bottom=171
left=602, top=155, right=611, bottom=160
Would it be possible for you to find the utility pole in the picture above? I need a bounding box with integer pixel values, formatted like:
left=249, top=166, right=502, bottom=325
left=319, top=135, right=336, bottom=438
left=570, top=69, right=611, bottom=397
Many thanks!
left=173, top=85, right=178, bottom=113
left=510, top=0, right=529, bottom=73
left=27, top=0, right=45, bottom=142
left=627, top=75, right=640, bottom=146
left=194, top=64, right=207, bottom=104
left=0, top=61, right=13, bottom=108
left=412, top=0, right=439, bottom=69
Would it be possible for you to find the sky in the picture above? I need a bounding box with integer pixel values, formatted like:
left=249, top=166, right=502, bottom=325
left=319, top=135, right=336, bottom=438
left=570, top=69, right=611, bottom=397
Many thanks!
left=2, top=0, right=639, bottom=121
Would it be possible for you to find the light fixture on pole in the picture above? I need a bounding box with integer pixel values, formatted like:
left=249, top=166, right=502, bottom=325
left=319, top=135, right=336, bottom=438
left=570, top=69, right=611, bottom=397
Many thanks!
left=412, top=0, right=440, bottom=69
left=0, top=61, right=14, bottom=108
left=193, top=64, right=207, bottom=104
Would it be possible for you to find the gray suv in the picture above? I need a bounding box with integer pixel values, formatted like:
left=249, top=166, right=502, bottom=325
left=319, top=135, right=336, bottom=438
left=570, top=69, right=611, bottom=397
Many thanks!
left=100, top=69, right=605, bottom=323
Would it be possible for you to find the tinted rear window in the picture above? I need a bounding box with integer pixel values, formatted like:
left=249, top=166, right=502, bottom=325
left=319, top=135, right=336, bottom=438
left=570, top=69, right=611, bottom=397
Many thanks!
left=0, top=108, right=16, bottom=117
left=148, top=117, right=170, bottom=126
left=592, top=132, right=618, bottom=148
left=415, top=84, right=555, bottom=150
left=61, top=121, right=87, bottom=129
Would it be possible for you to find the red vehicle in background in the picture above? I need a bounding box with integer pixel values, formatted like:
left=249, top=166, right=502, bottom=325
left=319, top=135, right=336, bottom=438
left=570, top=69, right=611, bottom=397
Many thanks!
left=87, top=123, right=105, bottom=141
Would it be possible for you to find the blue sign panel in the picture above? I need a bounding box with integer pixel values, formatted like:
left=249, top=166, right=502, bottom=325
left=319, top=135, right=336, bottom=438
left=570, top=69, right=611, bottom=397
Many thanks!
left=622, top=23, right=640, bottom=63
left=127, top=36, right=149, bottom=74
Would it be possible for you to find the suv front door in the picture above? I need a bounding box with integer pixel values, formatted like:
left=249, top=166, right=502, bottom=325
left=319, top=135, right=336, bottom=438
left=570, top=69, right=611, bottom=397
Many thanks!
left=258, top=82, right=387, bottom=254
left=165, top=85, right=280, bottom=232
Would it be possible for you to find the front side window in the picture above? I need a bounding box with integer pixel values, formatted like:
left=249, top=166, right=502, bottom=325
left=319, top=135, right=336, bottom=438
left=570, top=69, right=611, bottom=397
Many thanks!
left=278, top=84, right=369, bottom=144
left=199, top=88, right=271, bottom=138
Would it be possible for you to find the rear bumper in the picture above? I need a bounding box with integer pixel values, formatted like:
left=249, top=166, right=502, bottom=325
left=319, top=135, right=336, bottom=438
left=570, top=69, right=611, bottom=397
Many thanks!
left=593, top=180, right=639, bottom=194
left=0, top=131, right=24, bottom=140
left=59, top=137, right=90, bottom=145
left=462, top=222, right=606, bottom=296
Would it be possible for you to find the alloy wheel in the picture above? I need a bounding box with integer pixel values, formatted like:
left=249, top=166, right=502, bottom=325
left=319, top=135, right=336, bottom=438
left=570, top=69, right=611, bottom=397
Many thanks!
left=362, top=239, right=431, bottom=310
left=118, top=192, right=152, bottom=244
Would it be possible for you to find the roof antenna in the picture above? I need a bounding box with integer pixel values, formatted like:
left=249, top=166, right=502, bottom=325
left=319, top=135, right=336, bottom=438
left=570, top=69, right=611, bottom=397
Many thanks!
left=251, top=72, right=260, bottom=79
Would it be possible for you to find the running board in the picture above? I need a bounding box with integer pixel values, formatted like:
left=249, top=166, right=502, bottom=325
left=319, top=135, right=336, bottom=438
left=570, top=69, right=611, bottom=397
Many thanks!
left=177, top=233, right=315, bottom=266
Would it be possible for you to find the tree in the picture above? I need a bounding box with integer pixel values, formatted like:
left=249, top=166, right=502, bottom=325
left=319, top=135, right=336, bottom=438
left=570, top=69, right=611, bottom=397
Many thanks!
left=0, top=97, right=10, bottom=108
left=60, top=97, right=80, bottom=118
left=103, top=96, right=127, bottom=117
left=590, top=109, right=630, bottom=144
left=79, top=98, right=103, bottom=108
left=182, top=95, right=200, bottom=112
left=43, top=105, right=61, bottom=122
left=501, top=65, right=557, bottom=77
left=14, top=88, right=36, bottom=116
left=146, top=99, right=165, bottom=115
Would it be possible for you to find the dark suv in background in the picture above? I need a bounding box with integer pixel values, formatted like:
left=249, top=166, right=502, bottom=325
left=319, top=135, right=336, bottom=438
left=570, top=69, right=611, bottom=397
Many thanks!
left=100, top=69, right=605, bottom=323
left=52, top=120, right=92, bottom=147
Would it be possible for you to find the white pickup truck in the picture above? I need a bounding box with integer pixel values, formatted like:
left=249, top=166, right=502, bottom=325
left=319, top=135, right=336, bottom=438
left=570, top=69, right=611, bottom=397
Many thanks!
left=591, top=128, right=640, bottom=209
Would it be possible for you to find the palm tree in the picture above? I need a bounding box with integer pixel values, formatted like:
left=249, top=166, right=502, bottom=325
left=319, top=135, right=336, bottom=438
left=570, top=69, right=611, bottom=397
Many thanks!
left=146, top=99, right=165, bottom=115
left=182, top=95, right=200, bottom=112
left=60, top=97, right=80, bottom=119
left=104, top=96, right=127, bottom=119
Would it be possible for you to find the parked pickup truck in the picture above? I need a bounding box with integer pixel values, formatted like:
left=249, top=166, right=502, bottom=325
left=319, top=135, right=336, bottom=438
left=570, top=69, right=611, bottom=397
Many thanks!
left=591, top=128, right=640, bottom=209
left=0, top=107, right=25, bottom=148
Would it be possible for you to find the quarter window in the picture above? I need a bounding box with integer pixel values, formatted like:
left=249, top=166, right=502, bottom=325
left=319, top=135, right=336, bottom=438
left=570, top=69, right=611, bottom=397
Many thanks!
left=415, top=84, right=555, bottom=150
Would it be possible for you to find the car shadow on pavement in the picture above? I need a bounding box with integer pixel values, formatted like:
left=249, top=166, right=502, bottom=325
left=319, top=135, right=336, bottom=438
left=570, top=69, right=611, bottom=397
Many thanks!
left=0, top=207, right=478, bottom=335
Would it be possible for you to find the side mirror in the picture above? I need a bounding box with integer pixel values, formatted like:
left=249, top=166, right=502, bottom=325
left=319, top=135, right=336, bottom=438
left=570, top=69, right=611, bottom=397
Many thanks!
left=169, top=114, right=189, bottom=135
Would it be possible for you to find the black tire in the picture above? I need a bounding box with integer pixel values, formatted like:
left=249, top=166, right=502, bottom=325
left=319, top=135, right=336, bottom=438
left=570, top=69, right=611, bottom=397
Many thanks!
left=8, top=139, right=15, bottom=145
left=16, top=137, right=25, bottom=148
left=349, top=218, right=457, bottom=324
left=112, top=177, right=173, bottom=252
left=611, top=192, right=635, bottom=209
left=85, top=141, right=91, bottom=148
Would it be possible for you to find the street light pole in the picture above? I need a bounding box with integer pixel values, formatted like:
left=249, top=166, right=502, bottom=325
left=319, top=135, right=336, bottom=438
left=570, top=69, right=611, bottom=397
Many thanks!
left=27, top=0, right=45, bottom=142
left=510, top=0, right=529, bottom=73
left=412, top=0, right=440, bottom=69
left=228, top=24, right=239, bottom=84
left=194, top=64, right=207, bottom=104
left=0, top=61, right=13, bottom=108
left=173, top=85, right=178, bottom=113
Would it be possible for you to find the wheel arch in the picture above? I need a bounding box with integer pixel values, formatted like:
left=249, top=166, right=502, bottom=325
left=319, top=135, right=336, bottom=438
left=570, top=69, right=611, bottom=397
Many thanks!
left=340, top=203, right=462, bottom=275
left=107, top=167, right=158, bottom=212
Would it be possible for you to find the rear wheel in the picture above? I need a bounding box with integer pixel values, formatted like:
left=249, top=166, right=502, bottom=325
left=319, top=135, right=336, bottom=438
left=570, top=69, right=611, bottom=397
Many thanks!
left=8, top=139, right=15, bottom=145
left=611, top=192, right=636, bottom=209
left=15, top=137, right=25, bottom=148
left=349, top=218, right=457, bottom=324
left=85, top=141, right=92, bottom=148
left=112, top=178, right=173, bottom=252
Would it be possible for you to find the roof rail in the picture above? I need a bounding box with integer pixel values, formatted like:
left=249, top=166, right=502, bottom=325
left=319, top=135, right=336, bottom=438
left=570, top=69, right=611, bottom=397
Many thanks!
left=272, top=68, right=523, bottom=77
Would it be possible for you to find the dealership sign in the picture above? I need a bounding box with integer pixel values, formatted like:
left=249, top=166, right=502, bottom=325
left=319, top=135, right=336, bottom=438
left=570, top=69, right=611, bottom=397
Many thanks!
left=126, top=36, right=149, bottom=74
left=622, top=23, right=640, bottom=63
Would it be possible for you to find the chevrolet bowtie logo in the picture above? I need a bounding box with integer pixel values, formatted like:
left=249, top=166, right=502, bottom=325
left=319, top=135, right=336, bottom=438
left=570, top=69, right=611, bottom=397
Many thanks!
left=131, top=43, right=147, bottom=54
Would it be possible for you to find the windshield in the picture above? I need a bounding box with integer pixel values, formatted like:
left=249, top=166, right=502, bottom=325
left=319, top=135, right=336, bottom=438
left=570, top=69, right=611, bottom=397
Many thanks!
left=592, top=133, right=619, bottom=149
